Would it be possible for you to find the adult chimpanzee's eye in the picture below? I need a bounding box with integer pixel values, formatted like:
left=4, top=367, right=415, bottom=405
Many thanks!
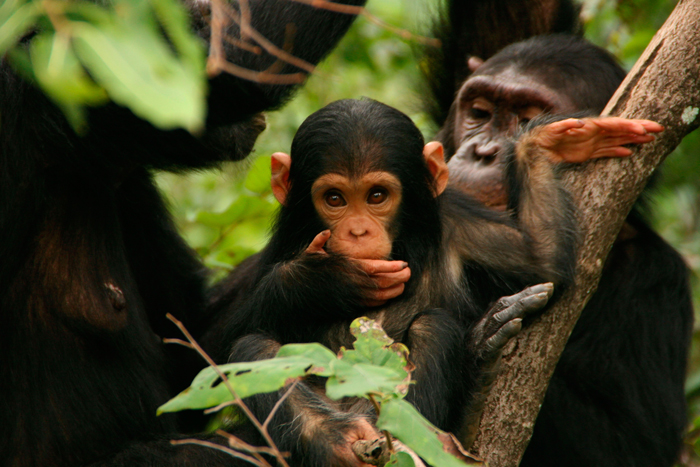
left=470, top=107, right=490, bottom=120
left=325, top=191, right=346, bottom=207
left=367, top=188, right=388, bottom=204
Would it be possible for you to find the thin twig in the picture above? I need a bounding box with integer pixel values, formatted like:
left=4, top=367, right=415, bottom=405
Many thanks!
left=171, top=438, right=265, bottom=466
left=238, top=0, right=252, bottom=41
left=217, top=60, right=307, bottom=84
left=216, top=430, right=272, bottom=466
left=207, top=0, right=228, bottom=77
left=288, top=0, right=441, bottom=47
left=204, top=400, right=238, bottom=415
left=216, top=0, right=318, bottom=74
left=166, top=313, right=291, bottom=467
left=368, top=394, right=394, bottom=454
left=263, top=379, right=300, bottom=431
left=263, top=23, right=298, bottom=76
left=162, top=338, right=195, bottom=349
left=216, top=429, right=290, bottom=459
left=223, top=34, right=263, bottom=55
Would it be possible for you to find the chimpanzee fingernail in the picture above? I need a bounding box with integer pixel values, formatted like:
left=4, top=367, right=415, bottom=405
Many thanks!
left=401, top=262, right=408, bottom=269
left=576, top=119, right=585, bottom=126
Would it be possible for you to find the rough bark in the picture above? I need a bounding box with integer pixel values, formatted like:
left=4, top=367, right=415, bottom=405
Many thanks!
left=470, top=1, right=700, bottom=465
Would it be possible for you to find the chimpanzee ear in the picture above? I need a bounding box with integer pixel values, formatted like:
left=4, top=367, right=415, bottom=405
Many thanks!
left=423, top=141, right=449, bottom=197
left=271, top=152, right=292, bottom=205
left=468, top=56, right=484, bottom=72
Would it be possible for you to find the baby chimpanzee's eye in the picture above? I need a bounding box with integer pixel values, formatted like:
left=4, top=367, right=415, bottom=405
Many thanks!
left=367, top=188, right=388, bottom=204
left=325, top=190, right=346, bottom=207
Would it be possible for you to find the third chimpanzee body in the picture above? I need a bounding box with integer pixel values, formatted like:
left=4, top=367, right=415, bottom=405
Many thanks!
left=423, top=1, right=694, bottom=465
left=205, top=98, right=662, bottom=467
left=0, top=1, right=366, bottom=465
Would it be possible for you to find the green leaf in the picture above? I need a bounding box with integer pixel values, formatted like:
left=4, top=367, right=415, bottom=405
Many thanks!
left=157, top=356, right=323, bottom=415
left=149, top=0, right=204, bottom=68
left=29, top=32, right=108, bottom=130
left=334, top=317, right=411, bottom=398
left=385, top=451, right=415, bottom=467
left=325, top=359, right=406, bottom=400
left=377, top=399, right=477, bottom=467
left=276, top=343, right=337, bottom=376
left=71, top=21, right=206, bottom=132
left=0, top=2, right=39, bottom=57
left=244, top=155, right=273, bottom=194
left=196, top=195, right=275, bottom=227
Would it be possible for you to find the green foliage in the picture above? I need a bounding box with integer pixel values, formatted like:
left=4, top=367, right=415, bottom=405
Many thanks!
left=378, top=399, right=471, bottom=467
left=2, top=0, right=206, bottom=132
left=387, top=452, right=416, bottom=467
left=159, top=318, right=477, bottom=466
left=157, top=156, right=277, bottom=280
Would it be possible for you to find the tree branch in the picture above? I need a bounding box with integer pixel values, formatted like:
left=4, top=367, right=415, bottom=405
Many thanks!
left=470, top=1, right=700, bottom=465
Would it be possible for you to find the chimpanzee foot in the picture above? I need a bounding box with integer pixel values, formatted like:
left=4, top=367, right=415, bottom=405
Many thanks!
left=459, top=283, right=554, bottom=448
left=472, top=283, right=554, bottom=363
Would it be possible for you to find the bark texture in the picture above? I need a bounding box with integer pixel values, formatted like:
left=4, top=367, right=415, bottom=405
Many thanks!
left=470, top=1, right=700, bottom=465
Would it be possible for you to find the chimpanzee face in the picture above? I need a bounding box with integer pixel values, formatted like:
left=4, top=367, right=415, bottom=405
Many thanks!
left=448, top=66, right=576, bottom=209
left=311, top=171, right=403, bottom=260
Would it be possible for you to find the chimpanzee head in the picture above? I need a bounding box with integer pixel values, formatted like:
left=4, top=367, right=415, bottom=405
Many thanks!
left=444, top=34, right=626, bottom=208
left=267, top=98, right=448, bottom=270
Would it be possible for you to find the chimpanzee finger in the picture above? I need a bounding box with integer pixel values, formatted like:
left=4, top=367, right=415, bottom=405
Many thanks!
left=370, top=268, right=412, bottom=289
left=487, top=283, right=554, bottom=315
left=364, top=283, right=405, bottom=305
left=590, top=147, right=634, bottom=159
left=597, top=134, right=656, bottom=147
left=589, top=117, right=663, bottom=135
left=483, top=318, right=522, bottom=355
left=355, top=259, right=409, bottom=275
left=545, top=118, right=586, bottom=135
left=305, top=230, right=330, bottom=254
left=482, top=290, right=551, bottom=339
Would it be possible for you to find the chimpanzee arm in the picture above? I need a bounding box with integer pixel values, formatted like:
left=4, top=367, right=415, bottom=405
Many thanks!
left=443, top=128, right=577, bottom=286
left=220, top=252, right=374, bottom=345
left=198, top=0, right=369, bottom=126
left=3, top=0, right=368, bottom=173
left=421, top=0, right=582, bottom=128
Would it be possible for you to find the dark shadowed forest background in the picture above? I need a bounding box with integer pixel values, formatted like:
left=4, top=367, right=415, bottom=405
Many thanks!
left=155, top=0, right=700, bottom=454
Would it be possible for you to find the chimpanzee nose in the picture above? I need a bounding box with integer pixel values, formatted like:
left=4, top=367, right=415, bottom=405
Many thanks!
left=474, top=140, right=501, bottom=162
left=350, top=227, right=368, bottom=237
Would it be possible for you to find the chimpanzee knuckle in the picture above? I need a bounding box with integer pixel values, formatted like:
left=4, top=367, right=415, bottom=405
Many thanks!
left=374, top=276, right=394, bottom=289
left=363, top=261, right=379, bottom=275
left=524, top=282, right=554, bottom=296
left=490, top=297, right=511, bottom=313
left=495, top=319, right=522, bottom=343
left=484, top=320, right=521, bottom=355
left=521, top=292, right=550, bottom=312
left=493, top=305, right=523, bottom=324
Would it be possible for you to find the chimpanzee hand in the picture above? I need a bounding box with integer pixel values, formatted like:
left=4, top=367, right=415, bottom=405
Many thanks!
left=472, top=283, right=554, bottom=364
left=534, top=117, right=663, bottom=163
left=306, top=230, right=411, bottom=307
left=328, top=417, right=383, bottom=467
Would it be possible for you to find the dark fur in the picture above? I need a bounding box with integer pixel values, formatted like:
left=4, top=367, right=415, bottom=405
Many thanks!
left=422, top=1, right=693, bottom=465
left=205, top=98, right=577, bottom=466
left=0, top=1, right=365, bottom=465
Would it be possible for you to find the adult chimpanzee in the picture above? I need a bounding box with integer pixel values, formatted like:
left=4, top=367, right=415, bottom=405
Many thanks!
left=422, top=1, right=694, bottom=466
left=0, top=1, right=367, bottom=466
left=204, top=98, right=662, bottom=467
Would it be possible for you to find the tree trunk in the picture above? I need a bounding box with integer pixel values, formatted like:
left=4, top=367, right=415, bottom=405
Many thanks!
left=470, top=1, right=700, bottom=465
